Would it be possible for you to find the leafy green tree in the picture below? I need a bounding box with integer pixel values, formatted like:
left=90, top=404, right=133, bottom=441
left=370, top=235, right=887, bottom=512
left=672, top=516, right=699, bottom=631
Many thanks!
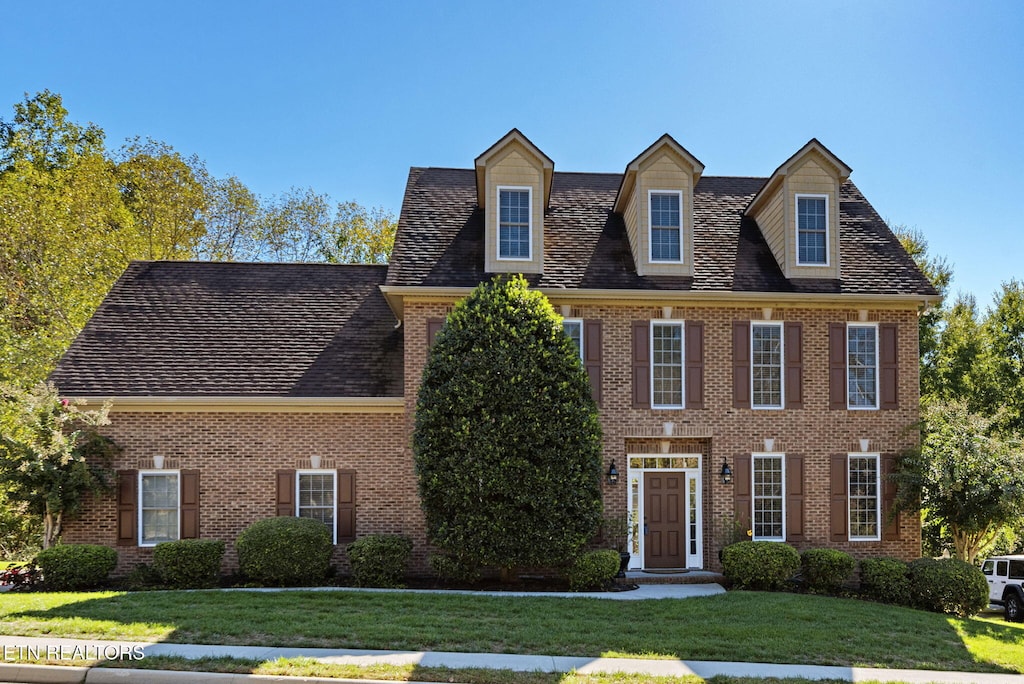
left=195, top=175, right=262, bottom=261
left=927, top=294, right=995, bottom=412
left=413, top=276, right=603, bottom=578
left=893, top=401, right=1024, bottom=564
left=0, top=382, right=118, bottom=548
left=322, top=202, right=396, bottom=265
left=985, top=280, right=1024, bottom=434
left=255, top=187, right=335, bottom=262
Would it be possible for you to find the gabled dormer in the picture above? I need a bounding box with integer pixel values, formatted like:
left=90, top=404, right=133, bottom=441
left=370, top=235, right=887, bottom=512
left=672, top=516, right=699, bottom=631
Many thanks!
left=745, top=139, right=852, bottom=281
left=475, top=129, right=553, bottom=275
left=613, top=135, right=704, bottom=277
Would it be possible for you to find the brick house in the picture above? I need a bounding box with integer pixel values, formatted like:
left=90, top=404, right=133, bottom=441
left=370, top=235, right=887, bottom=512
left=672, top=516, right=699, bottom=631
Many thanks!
left=52, top=130, right=937, bottom=575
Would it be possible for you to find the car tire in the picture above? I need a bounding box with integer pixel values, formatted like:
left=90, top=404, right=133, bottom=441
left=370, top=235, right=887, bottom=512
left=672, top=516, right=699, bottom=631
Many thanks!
left=1006, top=594, right=1023, bottom=622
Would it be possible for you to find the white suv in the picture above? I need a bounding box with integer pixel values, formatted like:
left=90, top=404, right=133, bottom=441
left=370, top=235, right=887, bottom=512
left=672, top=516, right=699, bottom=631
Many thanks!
left=981, top=555, right=1024, bottom=621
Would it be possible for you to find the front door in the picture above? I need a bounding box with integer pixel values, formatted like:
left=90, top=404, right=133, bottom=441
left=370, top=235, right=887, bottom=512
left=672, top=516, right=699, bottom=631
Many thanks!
left=644, top=472, right=686, bottom=568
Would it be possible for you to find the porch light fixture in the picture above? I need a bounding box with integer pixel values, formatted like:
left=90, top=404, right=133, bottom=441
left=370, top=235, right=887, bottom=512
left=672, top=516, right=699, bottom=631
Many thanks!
left=720, top=459, right=733, bottom=485
left=607, top=460, right=619, bottom=485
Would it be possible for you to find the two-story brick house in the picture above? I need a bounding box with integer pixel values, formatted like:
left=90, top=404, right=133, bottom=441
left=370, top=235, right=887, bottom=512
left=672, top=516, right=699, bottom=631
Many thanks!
left=52, top=130, right=937, bottom=574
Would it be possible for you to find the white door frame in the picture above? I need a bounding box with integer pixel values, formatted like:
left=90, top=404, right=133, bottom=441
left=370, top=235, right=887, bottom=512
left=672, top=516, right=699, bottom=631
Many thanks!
left=626, top=453, right=703, bottom=570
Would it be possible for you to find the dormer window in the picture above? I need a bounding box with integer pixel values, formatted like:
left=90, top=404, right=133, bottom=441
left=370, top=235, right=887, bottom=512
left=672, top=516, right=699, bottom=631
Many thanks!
left=796, top=194, right=829, bottom=265
left=498, top=187, right=532, bottom=260
left=649, top=191, right=682, bottom=262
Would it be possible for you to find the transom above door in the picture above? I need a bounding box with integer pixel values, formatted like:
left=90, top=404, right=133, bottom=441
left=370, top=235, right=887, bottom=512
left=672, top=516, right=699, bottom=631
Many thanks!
left=627, top=454, right=703, bottom=570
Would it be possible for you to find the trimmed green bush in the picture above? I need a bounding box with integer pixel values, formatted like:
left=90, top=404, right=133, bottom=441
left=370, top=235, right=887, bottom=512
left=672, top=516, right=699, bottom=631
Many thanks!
left=800, top=548, right=855, bottom=594
left=859, top=557, right=911, bottom=606
left=153, top=539, right=225, bottom=588
left=236, top=517, right=332, bottom=586
left=722, top=541, right=800, bottom=591
left=907, top=557, right=989, bottom=616
left=35, top=544, right=117, bottom=590
left=428, top=553, right=481, bottom=584
left=566, top=549, right=620, bottom=591
left=347, top=535, right=412, bottom=588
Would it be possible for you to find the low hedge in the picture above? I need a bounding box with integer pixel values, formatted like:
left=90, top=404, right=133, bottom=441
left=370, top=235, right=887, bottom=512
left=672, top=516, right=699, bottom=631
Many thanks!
left=800, top=548, right=855, bottom=594
left=907, top=557, right=988, bottom=616
left=859, top=557, right=911, bottom=606
left=346, top=535, right=412, bottom=588
left=722, top=541, right=800, bottom=590
left=566, top=549, right=620, bottom=591
left=153, top=539, right=225, bottom=588
left=236, top=517, right=333, bottom=586
left=35, top=544, right=117, bottom=590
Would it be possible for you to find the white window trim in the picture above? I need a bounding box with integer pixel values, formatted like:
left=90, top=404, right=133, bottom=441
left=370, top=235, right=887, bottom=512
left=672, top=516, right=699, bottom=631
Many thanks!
left=750, top=321, right=785, bottom=410
left=296, top=469, right=338, bottom=544
left=496, top=185, right=532, bottom=262
left=847, top=322, right=880, bottom=411
left=648, top=189, right=684, bottom=264
left=751, top=452, right=786, bottom=542
left=847, top=453, right=881, bottom=542
left=650, top=319, right=685, bottom=410
left=562, top=318, right=584, bottom=361
left=794, top=193, right=830, bottom=267
left=138, top=469, right=180, bottom=547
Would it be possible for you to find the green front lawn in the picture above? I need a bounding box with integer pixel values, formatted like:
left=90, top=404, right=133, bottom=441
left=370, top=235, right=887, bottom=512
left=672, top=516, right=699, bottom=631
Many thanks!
left=0, top=589, right=1022, bottom=673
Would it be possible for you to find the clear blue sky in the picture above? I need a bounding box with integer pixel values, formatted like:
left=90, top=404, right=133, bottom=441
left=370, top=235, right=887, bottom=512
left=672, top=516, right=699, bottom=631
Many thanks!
left=5, top=1, right=1022, bottom=304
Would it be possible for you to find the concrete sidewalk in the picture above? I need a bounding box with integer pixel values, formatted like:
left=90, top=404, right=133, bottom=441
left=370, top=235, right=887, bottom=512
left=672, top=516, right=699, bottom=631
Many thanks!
left=2, top=635, right=1024, bottom=684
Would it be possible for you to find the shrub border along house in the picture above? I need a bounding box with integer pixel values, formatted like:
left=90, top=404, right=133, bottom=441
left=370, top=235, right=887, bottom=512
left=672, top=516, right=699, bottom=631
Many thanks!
left=34, top=543, right=117, bottom=590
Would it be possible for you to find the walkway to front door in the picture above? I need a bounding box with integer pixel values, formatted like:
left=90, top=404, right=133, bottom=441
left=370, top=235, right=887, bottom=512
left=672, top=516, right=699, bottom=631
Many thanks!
left=627, top=454, right=703, bottom=570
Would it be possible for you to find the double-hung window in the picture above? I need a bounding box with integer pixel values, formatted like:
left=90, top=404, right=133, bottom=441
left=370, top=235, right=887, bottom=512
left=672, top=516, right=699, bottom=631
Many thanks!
left=751, top=322, right=783, bottom=409
left=848, top=454, right=880, bottom=541
left=297, top=470, right=337, bottom=544
left=498, top=187, right=531, bottom=260
left=651, top=321, right=684, bottom=408
left=649, top=191, right=682, bottom=262
left=752, top=454, right=785, bottom=541
left=562, top=319, right=584, bottom=361
left=139, top=471, right=179, bottom=546
left=796, top=195, right=828, bottom=265
left=848, top=324, right=879, bottom=409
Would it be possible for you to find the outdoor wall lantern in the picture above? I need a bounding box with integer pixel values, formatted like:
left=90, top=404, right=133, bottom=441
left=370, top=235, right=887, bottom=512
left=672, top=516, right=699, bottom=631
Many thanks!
left=720, top=459, right=733, bottom=485
left=607, top=460, right=619, bottom=485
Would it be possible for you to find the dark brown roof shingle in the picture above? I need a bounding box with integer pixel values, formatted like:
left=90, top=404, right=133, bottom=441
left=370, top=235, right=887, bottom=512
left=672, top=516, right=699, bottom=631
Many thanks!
left=51, top=261, right=403, bottom=397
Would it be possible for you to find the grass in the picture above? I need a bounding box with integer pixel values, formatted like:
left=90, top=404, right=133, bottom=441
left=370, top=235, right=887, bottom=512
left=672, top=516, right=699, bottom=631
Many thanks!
left=0, top=589, right=1022, bottom=674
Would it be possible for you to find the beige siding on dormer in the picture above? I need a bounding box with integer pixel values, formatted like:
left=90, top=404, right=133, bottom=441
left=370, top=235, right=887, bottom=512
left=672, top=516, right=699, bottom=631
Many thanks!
left=484, top=141, right=544, bottom=274
left=635, top=150, right=694, bottom=277
left=624, top=187, right=639, bottom=270
left=784, top=154, right=840, bottom=280
left=755, top=188, right=787, bottom=273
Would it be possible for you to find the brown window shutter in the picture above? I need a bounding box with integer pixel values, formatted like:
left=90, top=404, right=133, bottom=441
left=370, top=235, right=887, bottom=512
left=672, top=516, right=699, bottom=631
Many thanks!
left=276, top=470, right=295, bottom=517
left=830, top=454, right=848, bottom=542
left=882, top=455, right=900, bottom=541
left=784, top=322, right=804, bottom=409
left=829, top=323, right=847, bottom=410
left=685, top=321, right=704, bottom=410
left=733, top=455, right=752, bottom=532
left=786, top=455, right=805, bottom=542
left=426, top=318, right=444, bottom=349
left=180, top=470, right=200, bottom=539
left=732, top=321, right=750, bottom=409
left=583, top=319, right=602, bottom=407
left=116, top=469, right=137, bottom=546
left=337, top=469, right=356, bottom=544
left=879, top=323, right=898, bottom=410
left=632, top=321, right=650, bottom=409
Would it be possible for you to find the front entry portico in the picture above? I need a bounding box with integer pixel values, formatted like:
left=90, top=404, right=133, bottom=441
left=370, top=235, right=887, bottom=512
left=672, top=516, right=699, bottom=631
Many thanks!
left=627, top=454, right=703, bottom=570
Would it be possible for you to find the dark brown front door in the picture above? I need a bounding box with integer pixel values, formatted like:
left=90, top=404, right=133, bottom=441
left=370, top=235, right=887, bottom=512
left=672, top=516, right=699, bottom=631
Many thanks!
left=644, top=472, right=686, bottom=568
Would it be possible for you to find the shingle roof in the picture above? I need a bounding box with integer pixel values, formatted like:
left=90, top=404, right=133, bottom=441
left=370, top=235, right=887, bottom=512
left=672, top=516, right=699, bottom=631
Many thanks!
left=51, top=261, right=403, bottom=397
left=385, top=167, right=937, bottom=296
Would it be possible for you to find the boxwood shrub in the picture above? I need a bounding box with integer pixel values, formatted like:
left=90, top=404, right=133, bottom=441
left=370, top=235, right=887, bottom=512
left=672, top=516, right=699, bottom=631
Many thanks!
left=35, top=544, right=117, bottom=590
left=566, top=549, right=620, bottom=591
left=800, top=548, right=855, bottom=594
left=346, top=534, right=412, bottom=588
left=153, top=539, right=225, bottom=589
left=236, top=517, right=332, bottom=586
left=907, top=557, right=989, bottom=616
left=722, top=541, right=800, bottom=591
left=859, top=557, right=911, bottom=606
